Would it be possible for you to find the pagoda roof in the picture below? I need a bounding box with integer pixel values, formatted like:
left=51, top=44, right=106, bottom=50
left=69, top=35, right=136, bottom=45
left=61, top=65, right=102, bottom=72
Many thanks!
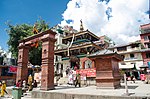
left=88, top=49, right=123, bottom=61
left=63, top=30, right=100, bottom=41
left=55, top=42, right=102, bottom=54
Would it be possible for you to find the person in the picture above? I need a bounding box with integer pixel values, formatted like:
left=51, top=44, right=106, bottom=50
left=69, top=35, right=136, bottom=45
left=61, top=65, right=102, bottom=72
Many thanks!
left=16, top=80, right=22, bottom=87
left=68, top=71, right=74, bottom=85
left=66, top=66, right=70, bottom=76
left=22, top=80, right=27, bottom=88
left=131, top=75, right=135, bottom=83
left=84, top=74, right=87, bottom=86
left=28, top=75, right=33, bottom=91
left=75, top=74, right=81, bottom=87
left=74, top=66, right=77, bottom=71
left=0, top=81, right=2, bottom=88
left=22, top=80, right=28, bottom=93
left=132, top=76, right=136, bottom=83
left=32, top=80, right=37, bottom=88
left=1, top=81, right=7, bottom=97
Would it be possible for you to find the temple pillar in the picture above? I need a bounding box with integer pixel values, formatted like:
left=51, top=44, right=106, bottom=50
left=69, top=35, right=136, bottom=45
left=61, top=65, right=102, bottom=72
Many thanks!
left=16, top=45, right=29, bottom=83
left=92, top=60, right=95, bottom=68
left=41, top=37, right=56, bottom=90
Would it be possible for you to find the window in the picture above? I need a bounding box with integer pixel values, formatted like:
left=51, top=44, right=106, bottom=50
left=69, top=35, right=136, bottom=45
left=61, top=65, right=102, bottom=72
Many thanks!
left=131, top=44, right=139, bottom=48
left=56, top=56, right=58, bottom=61
left=117, top=47, right=127, bottom=52
left=85, top=60, right=92, bottom=69
left=144, top=36, right=148, bottom=41
left=148, top=36, right=150, bottom=40
left=130, top=54, right=134, bottom=59
left=1, top=67, right=13, bottom=76
left=147, top=43, right=150, bottom=48
left=121, top=55, right=125, bottom=59
left=146, top=53, right=150, bottom=58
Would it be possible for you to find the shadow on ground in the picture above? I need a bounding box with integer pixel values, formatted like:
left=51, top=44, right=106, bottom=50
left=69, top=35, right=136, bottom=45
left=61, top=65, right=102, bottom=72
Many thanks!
left=54, top=85, right=79, bottom=90
left=119, top=85, right=138, bottom=89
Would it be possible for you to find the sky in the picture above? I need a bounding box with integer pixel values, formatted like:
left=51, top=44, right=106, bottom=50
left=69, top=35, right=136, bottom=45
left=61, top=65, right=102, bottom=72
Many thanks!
left=0, top=0, right=150, bottom=51
left=0, top=0, right=69, bottom=51
left=61, top=0, right=150, bottom=45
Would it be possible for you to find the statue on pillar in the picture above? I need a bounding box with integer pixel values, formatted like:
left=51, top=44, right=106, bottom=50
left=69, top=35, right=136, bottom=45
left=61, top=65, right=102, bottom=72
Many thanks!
left=33, top=23, right=38, bottom=34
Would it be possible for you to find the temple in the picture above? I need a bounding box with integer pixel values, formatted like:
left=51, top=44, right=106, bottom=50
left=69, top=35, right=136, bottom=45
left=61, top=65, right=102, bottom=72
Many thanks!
left=54, top=21, right=113, bottom=79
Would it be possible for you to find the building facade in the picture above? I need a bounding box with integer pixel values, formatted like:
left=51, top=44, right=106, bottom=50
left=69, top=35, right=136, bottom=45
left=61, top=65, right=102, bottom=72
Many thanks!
left=140, top=23, right=150, bottom=67
left=112, top=41, right=144, bottom=79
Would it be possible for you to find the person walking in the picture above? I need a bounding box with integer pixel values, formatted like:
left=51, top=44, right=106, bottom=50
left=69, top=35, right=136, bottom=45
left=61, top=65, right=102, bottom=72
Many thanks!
left=75, top=74, right=81, bottom=87
left=131, top=75, right=136, bottom=83
left=1, top=81, right=7, bottom=97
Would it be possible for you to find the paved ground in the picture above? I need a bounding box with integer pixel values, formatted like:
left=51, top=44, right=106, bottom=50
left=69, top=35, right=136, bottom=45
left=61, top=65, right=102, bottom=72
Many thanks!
left=2, top=81, right=150, bottom=99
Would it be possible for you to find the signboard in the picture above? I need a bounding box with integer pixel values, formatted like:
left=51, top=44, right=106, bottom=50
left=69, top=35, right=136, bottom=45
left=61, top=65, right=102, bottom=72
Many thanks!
left=8, top=66, right=17, bottom=73
left=76, top=68, right=96, bottom=77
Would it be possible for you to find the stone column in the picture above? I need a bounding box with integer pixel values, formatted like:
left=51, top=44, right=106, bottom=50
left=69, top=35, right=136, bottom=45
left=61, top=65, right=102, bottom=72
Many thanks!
left=41, top=37, right=56, bottom=90
left=16, top=45, right=29, bottom=83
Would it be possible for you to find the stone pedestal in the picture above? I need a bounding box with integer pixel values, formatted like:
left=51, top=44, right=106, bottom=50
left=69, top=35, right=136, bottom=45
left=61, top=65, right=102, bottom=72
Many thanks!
left=89, top=52, right=123, bottom=89
left=16, top=45, right=29, bottom=83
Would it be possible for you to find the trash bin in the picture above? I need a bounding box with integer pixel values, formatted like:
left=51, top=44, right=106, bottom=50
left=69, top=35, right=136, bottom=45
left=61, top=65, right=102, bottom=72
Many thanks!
left=12, top=87, right=22, bottom=99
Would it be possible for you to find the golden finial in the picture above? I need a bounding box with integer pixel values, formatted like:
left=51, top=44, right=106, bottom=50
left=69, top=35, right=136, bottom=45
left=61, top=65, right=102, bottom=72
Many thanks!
left=80, top=19, right=84, bottom=32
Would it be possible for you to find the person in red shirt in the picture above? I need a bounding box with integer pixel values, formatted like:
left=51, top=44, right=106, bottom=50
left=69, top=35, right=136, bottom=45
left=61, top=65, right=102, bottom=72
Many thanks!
left=16, top=80, right=22, bottom=87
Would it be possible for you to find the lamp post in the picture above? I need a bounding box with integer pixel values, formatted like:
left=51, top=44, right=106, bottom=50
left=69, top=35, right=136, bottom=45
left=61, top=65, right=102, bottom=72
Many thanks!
left=124, top=73, right=129, bottom=96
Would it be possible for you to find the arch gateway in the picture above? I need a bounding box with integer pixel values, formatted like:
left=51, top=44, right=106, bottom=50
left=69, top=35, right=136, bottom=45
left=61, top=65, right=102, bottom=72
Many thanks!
left=16, top=29, right=56, bottom=90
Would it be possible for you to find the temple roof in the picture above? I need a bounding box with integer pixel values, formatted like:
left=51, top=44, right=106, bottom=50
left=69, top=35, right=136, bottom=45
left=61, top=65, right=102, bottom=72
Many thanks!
left=63, top=30, right=100, bottom=41
left=88, top=49, right=123, bottom=60
left=55, top=42, right=102, bottom=54
left=89, top=49, right=115, bottom=56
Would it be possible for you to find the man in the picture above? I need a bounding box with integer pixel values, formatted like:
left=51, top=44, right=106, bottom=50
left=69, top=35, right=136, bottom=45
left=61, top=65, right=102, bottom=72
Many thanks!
left=75, top=74, right=81, bottom=87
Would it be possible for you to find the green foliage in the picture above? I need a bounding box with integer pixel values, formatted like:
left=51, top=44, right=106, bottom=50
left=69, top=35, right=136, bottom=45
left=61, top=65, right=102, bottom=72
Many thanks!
left=7, top=23, right=33, bottom=58
left=6, top=19, right=49, bottom=65
left=29, top=41, right=42, bottom=65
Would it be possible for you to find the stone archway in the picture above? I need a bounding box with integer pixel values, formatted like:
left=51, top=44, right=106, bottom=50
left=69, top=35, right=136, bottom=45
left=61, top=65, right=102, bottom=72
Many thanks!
left=16, top=30, right=56, bottom=90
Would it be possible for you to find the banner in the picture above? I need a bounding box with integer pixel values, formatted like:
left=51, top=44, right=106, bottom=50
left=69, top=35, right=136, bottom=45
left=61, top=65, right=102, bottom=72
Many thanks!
left=8, top=66, right=17, bottom=73
left=76, top=68, right=96, bottom=77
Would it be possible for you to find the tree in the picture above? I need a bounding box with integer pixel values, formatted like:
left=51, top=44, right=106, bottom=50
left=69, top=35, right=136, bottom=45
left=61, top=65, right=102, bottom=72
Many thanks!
left=6, top=19, right=49, bottom=65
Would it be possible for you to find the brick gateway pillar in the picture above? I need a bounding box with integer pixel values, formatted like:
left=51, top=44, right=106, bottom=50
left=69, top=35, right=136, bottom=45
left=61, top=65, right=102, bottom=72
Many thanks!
left=41, top=37, right=56, bottom=90
left=17, top=30, right=56, bottom=90
left=17, top=45, right=29, bottom=82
